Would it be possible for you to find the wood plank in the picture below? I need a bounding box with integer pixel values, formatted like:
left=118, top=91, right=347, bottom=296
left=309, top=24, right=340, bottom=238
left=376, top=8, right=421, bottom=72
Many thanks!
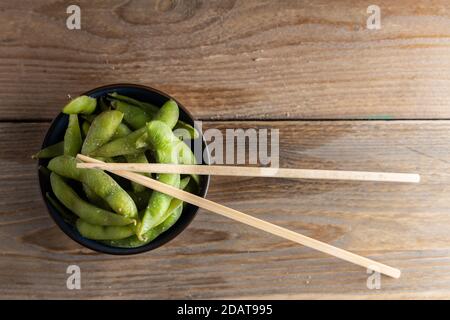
left=1, top=1, right=450, bottom=120
left=1, top=120, right=450, bottom=299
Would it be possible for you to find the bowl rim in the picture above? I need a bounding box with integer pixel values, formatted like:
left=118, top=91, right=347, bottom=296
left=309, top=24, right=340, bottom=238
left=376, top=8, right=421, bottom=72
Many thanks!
left=38, top=83, right=210, bottom=255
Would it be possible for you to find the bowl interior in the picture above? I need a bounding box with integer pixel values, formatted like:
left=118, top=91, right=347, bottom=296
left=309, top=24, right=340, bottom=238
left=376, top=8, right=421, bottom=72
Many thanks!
left=38, top=84, right=210, bottom=254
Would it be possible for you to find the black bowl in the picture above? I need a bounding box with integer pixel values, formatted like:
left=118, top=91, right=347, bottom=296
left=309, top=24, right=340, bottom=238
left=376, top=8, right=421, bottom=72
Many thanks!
left=38, top=84, right=210, bottom=254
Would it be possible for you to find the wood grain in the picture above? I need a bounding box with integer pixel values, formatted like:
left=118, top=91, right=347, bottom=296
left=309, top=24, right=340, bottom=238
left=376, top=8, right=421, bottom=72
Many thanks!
left=2, top=0, right=450, bottom=300
left=1, top=121, right=450, bottom=299
left=1, top=0, right=450, bottom=120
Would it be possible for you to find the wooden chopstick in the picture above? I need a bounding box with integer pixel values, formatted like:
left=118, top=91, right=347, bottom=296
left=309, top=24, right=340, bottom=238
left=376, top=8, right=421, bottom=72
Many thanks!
left=76, top=162, right=420, bottom=183
left=76, top=154, right=401, bottom=278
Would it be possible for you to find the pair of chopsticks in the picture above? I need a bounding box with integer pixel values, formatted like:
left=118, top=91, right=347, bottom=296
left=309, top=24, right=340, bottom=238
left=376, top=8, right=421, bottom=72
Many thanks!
left=77, top=154, right=420, bottom=278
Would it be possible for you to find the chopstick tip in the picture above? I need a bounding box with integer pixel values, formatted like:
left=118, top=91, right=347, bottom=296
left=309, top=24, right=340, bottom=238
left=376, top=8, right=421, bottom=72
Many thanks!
left=391, top=268, right=401, bottom=279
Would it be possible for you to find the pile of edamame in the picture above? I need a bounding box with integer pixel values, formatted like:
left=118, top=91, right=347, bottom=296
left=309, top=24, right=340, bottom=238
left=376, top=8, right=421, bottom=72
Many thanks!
left=34, top=93, right=200, bottom=248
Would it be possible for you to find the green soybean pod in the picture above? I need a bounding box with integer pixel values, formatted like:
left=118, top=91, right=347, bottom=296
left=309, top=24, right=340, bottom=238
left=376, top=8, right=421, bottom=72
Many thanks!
left=84, top=114, right=131, bottom=141
left=106, top=204, right=183, bottom=247
left=127, top=177, right=188, bottom=220
left=146, top=110, right=198, bottom=182
left=112, top=122, right=132, bottom=139
left=137, top=121, right=181, bottom=237
left=82, top=183, right=111, bottom=211
left=80, top=171, right=137, bottom=219
left=62, top=96, right=97, bottom=115
left=64, top=114, right=82, bottom=157
left=177, top=140, right=201, bottom=187
left=48, top=155, right=138, bottom=218
left=105, top=158, right=132, bottom=191
left=142, top=119, right=200, bottom=186
left=32, top=141, right=64, bottom=159
left=138, top=165, right=180, bottom=237
left=127, top=189, right=152, bottom=211
left=125, top=151, right=150, bottom=193
left=48, top=155, right=81, bottom=180
left=111, top=100, right=152, bottom=130
left=76, top=219, right=135, bottom=240
left=50, top=173, right=135, bottom=226
left=91, top=127, right=148, bottom=158
left=104, top=177, right=190, bottom=247
left=153, top=100, right=179, bottom=130
left=108, top=92, right=160, bottom=116
left=110, top=93, right=199, bottom=139
left=183, top=175, right=199, bottom=195
left=81, top=110, right=124, bottom=155
left=173, top=120, right=199, bottom=140
left=179, top=176, right=191, bottom=190
left=147, top=120, right=179, bottom=147
left=81, top=121, right=90, bottom=139
left=110, top=92, right=199, bottom=139
left=80, top=114, right=96, bottom=123
left=142, top=175, right=191, bottom=232
left=142, top=174, right=189, bottom=228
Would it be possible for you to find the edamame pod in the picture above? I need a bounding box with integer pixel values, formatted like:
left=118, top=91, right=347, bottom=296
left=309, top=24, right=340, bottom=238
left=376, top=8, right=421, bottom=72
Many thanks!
left=62, top=95, right=96, bottom=115
left=144, top=120, right=200, bottom=186
left=174, top=120, right=199, bottom=140
left=111, top=100, right=151, bottom=130
left=108, top=92, right=159, bottom=116
left=104, top=197, right=184, bottom=248
left=80, top=114, right=96, bottom=123
left=47, top=155, right=86, bottom=181
left=179, top=176, right=191, bottom=190
left=90, top=127, right=148, bottom=158
left=137, top=121, right=181, bottom=237
left=81, top=110, right=124, bottom=155
left=112, top=122, right=132, bottom=139
left=147, top=120, right=179, bottom=146
left=64, top=114, right=82, bottom=156
left=81, top=121, right=90, bottom=139
left=76, top=219, right=135, bottom=240
left=103, top=177, right=191, bottom=247
left=32, top=141, right=64, bottom=159
left=82, top=183, right=111, bottom=211
left=183, top=175, right=199, bottom=194
left=50, top=173, right=135, bottom=226
left=110, top=93, right=199, bottom=139
left=125, top=151, right=150, bottom=193
left=153, top=100, right=179, bottom=130
left=138, top=163, right=180, bottom=237
left=177, top=141, right=201, bottom=186
left=140, top=176, right=190, bottom=232
left=152, top=101, right=199, bottom=184
left=83, top=114, right=131, bottom=141
left=48, top=155, right=138, bottom=218
left=127, top=189, right=152, bottom=211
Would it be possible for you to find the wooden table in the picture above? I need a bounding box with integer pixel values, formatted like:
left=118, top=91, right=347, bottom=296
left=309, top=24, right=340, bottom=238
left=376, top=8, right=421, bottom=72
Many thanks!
left=1, top=0, right=450, bottom=299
